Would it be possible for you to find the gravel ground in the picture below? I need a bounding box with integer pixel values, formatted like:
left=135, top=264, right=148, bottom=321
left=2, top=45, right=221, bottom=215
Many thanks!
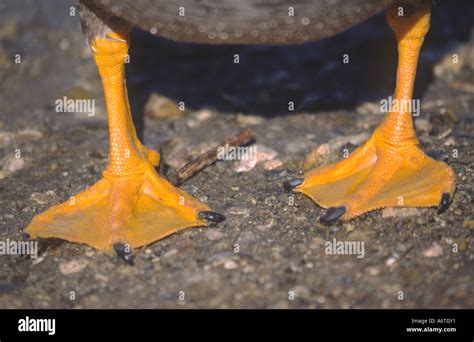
left=0, top=0, right=473, bottom=308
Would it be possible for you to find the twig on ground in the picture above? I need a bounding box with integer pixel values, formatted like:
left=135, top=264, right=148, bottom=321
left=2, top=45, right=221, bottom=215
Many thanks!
left=168, top=128, right=255, bottom=185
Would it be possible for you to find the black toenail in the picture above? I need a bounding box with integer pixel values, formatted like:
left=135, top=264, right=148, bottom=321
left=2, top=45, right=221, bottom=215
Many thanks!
left=113, top=242, right=134, bottom=265
left=437, top=193, right=451, bottom=214
left=427, top=149, right=449, bottom=162
left=320, top=206, right=346, bottom=225
left=283, top=178, right=304, bottom=192
left=198, top=211, right=225, bottom=225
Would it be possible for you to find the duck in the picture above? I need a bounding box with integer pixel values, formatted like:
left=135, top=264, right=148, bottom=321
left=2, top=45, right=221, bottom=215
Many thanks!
left=26, top=0, right=455, bottom=260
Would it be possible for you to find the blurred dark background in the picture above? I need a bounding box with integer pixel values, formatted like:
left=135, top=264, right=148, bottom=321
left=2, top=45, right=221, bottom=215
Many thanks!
left=1, top=0, right=472, bottom=131
left=126, top=0, right=474, bottom=115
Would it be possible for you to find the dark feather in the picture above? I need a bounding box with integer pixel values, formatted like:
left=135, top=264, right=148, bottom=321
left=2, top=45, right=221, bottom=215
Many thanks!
left=77, top=0, right=403, bottom=44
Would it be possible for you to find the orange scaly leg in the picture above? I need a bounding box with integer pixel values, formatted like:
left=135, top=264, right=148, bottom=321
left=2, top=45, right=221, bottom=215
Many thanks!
left=27, top=31, right=224, bottom=258
left=284, top=2, right=455, bottom=223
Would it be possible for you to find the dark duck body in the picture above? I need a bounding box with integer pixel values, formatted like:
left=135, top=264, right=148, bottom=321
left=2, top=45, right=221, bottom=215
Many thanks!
left=77, top=0, right=400, bottom=44
left=26, top=0, right=456, bottom=256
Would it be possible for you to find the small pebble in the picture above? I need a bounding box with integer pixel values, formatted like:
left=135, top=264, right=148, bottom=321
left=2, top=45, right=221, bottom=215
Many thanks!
left=6, top=156, right=25, bottom=173
left=194, top=109, right=213, bottom=122
left=263, top=159, right=283, bottom=170
left=385, top=256, right=397, bottom=266
left=204, top=229, right=224, bottom=241
left=236, top=113, right=264, bottom=126
left=303, top=143, right=331, bottom=171
left=144, top=93, right=184, bottom=120
left=444, top=137, right=456, bottom=146
left=163, top=248, right=178, bottom=258
left=367, top=266, right=381, bottom=276
left=59, top=259, right=88, bottom=275
left=94, top=273, right=109, bottom=282
left=462, top=218, right=474, bottom=229
left=234, top=144, right=278, bottom=172
left=30, top=192, right=53, bottom=205
left=454, top=238, right=468, bottom=252
left=414, top=118, right=432, bottom=133
left=423, top=243, right=443, bottom=258
left=223, top=260, right=238, bottom=270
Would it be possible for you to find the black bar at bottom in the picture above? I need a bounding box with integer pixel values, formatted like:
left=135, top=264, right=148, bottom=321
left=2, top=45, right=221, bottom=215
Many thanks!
left=0, top=309, right=472, bottom=341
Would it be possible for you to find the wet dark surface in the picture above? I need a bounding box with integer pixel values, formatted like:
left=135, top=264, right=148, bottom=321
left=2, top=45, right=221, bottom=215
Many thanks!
left=0, top=0, right=473, bottom=308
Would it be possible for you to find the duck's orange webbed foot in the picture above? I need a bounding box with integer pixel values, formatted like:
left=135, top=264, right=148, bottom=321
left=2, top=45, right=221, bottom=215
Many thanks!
left=26, top=31, right=224, bottom=256
left=285, top=130, right=455, bottom=223
left=26, top=159, right=224, bottom=255
left=285, top=2, right=455, bottom=223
